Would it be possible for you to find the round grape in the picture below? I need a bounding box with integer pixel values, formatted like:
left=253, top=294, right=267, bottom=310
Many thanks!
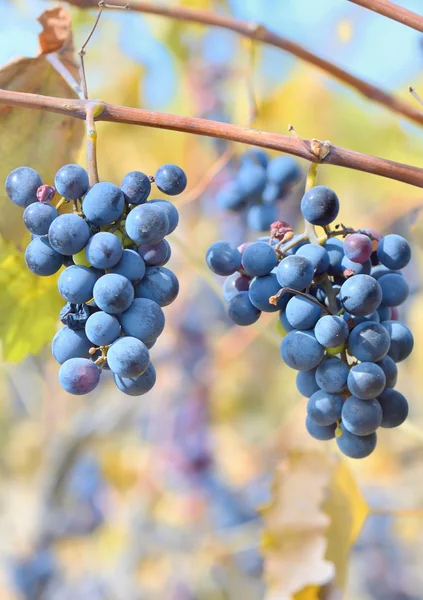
left=348, top=321, right=390, bottom=362
left=23, top=203, right=58, bottom=235
left=227, top=291, right=261, bottom=325
left=138, top=239, right=170, bottom=267
left=52, top=326, right=92, bottom=364
left=314, top=315, right=349, bottom=348
left=341, top=256, right=371, bottom=276
left=377, top=234, right=411, bottom=270
left=25, top=236, right=63, bottom=276
left=93, top=273, right=134, bottom=314
left=296, top=368, right=320, bottom=398
left=305, top=416, right=336, bottom=441
left=206, top=241, right=241, bottom=276
left=241, top=242, right=277, bottom=277
left=375, top=355, right=398, bottom=389
left=347, top=362, right=386, bottom=400
left=285, top=296, right=321, bottom=330
left=85, top=232, right=123, bottom=269
left=217, top=182, right=246, bottom=212
left=135, top=266, right=179, bottom=307
left=82, top=182, right=125, bottom=226
left=148, top=199, right=179, bottom=234
left=378, top=273, right=409, bottom=307
left=336, top=424, right=377, bottom=459
left=107, top=336, right=150, bottom=378
left=315, top=357, right=349, bottom=393
left=109, top=249, right=146, bottom=282
left=154, top=164, right=187, bottom=196
left=381, top=320, right=414, bottom=362
left=323, top=238, right=344, bottom=276
left=223, top=273, right=250, bottom=303
left=377, top=388, right=409, bottom=428
left=249, top=274, right=287, bottom=312
left=121, top=171, right=151, bottom=204
left=54, top=164, right=89, bottom=200
left=58, top=358, right=100, bottom=395
left=267, top=156, right=302, bottom=187
left=344, top=233, right=373, bottom=263
left=247, top=204, right=277, bottom=232
left=85, top=311, right=121, bottom=346
left=300, top=186, right=339, bottom=226
left=114, top=362, right=156, bottom=396
left=341, top=397, right=382, bottom=436
left=125, top=203, right=169, bottom=245
left=58, top=265, right=99, bottom=304
left=295, top=243, right=330, bottom=275
left=340, top=274, right=382, bottom=317
left=307, top=390, right=343, bottom=426
left=280, top=329, right=324, bottom=371
left=5, top=166, right=42, bottom=207
left=236, top=163, right=266, bottom=201
left=119, top=297, right=165, bottom=343
left=48, top=214, right=90, bottom=256
left=276, top=255, right=314, bottom=290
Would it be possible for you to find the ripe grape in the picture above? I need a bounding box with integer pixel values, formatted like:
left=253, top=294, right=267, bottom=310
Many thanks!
left=82, top=182, right=125, bottom=225
left=348, top=321, right=390, bottom=362
left=109, top=249, right=146, bottom=282
left=58, top=265, right=99, bottom=304
left=227, top=292, right=261, bottom=326
left=347, top=362, right=386, bottom=400
left=276, top=255, right=314, bottom=290
left=377, top=234, right=411, bottom=270
left=114, top=362, right=156, bottom=396
left=377, top=388, right=409, bottom=428
left=154, top=164, right=187, bottom=196
left=93, top=273, right=134, bottom=314
left=206, top=241, right=241, bottom=276
left=381, top=320, right=414, bottom=362
left=85, top=232, right=123, bottom=269
left=241, top=242, right=277, bottom=277
left=323, top=237, right=344, bottom=276
left=149, top=199, right=179, bottom=234
left=279, top=310, right=295, bottom=332
left=217, top=182, right=246, bottom=212
left=25, top=236, right=63, bottom=276
left=23, top=203, right=58, bottom=235
left=267, top=156, right=302, bottom=188
left=375, top=355, right=398, bottom=389
left=295, top=243, right=330, bottom=275
left=343, top=233, right=373, bottom=263
left=247, top=205, right=277, bottom=231
left=300, top=185, right=339, bottom=226
left=295, top=368, right=320, bottom=398
left=5, top=166, right=42, bottom=207
left=236, top=163, right=267, bottom=201
left=119, top=297, right=165, bottom=343
left=52, top=326, right=92, bottom=364
left=340, top=274, right=382, bottom=316
left=285, top=296, right=321, bottom=330
left=48, top=214, right=90, bottom=256
left=280, top=330, right=324, bottom=371
left=341, top=256, right=371, bottom=276
left=314, top=315, right=349, bottom=348
left=54, top=164, right=89, bottom=200
left=107, top=336, right=150, bottom=378
left=315, top=357, right=349, bottom=393
left=378, top=273, right=409, bottom=307
left=249, top=274, right=287, bottom=312
left=305, top=416, right=336, bottom=441
left=121, top=170, right=151, bottom=204
left=223, top=272, right=250, bottom=303
left=135, top=266, right=179, bottom=307
left=58, top=358, right=100, bottom=395
left=307, top=390, right=343, bottom=426
left=341, top=397, right=382, bottom=436
left=138, top=239, right=171, bottom=267
left=336, top=424, right=377, bottom=459
left=85, top=311, right=121, bottom=346
left=125, top=203, right=169, bottom=245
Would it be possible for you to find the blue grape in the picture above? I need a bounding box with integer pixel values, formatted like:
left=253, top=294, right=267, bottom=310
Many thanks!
left=240, top=149, right=268, bottom=169
left=107, top=336, right=150, bottom=378
left=217, top=182, right=246, bottom=212
left=262, top=182, right=281, bottom=204
left=236, top=163, right=267, bottom=200
left=285, top=296, right=321, bottom=330
left=336, top=424, right=377, bottom=459
left=267, top=156, right=301, bottom=187
left=300, top=186, right=339, bottom=226
left=314, top=315, right=349, bottom=348
left=125, top=203, right=169, bottom=244
left=23, top=203, right=58, bottom=235
left=344, top=233, right=373, bottom=263
left=206, top=241, right=241, bottom=276
left=54, top=164, right=89, bottom=200
left=340, top=274, right=382, bottom=317
left=148, top=199, right=179, bottom=234
left=85, top=232, right=123, bottom=269
left=249, top=274, right=287, bottom=312
left=109, top=249, right=146, bottom=282
left=93, top=273, right=134, bottom=314
left=227, top=291, right=261, bottom=325
left=52, top=326, right=92, bottom=364
left=307, top=389, right=343, bottom=425
left=82, top=182, right=125, bottom=225
left=378, top=273, right=409, bottom=307
left=279, top=310, right=295, bottom=332
left=377, top=388, right=409, bottom=428
left=315, top=357, right=349, bottom=393
left=341, top=396, right=382, bottom=435
left=377, top=234, right=411, bottom=270
left=85, top=311, right=121, bottom=346
left=296, top=368, right=320, bottom=398
left=121, top=170, right=151, bottom=204
left=58, top=358, right=100, bottom=395
left=241, top=242, right=277, bottom=277
left=58, top=265, right=98, bottom=303
left=377, top=305, right=391, bottom=321
left=295, top=243, right=329, bottom=275
left=247, top=204, right=277, bottom=231
left=280, top=329, right=324, bottom=371
left=371, top=264, right=402, bottom=280
left=347, top=362, right=386, bottom=400
left=341, top=256, right=371, bottom=276
left=48, top=213, right=90, bottom=255
left=381, top=320, right=414, bottom=362
left=114, top=362, right=156, bottom=396
left=305, top=416, right=336, bottom=441
left=343, top=311, right=380, bottom=328
left=348, top=321, right=390, bottom=362
left=119, top=297, right=165, bottom=343
left=155, top=164, right=187, bottom=195
left=276, top=255, right=314, bottom=290
left=25, top=236, right=63, bottom=276
left=5, top=166, right=42, bottom=207
left=222, top=273, right=250, bottom=303
left=135, top=266, right=179, bottom=307
left=375, top=355, right=398, bottom=389
left=323, top=238, right=344, bottom=276
left=138, top=239, right=170, bottom=267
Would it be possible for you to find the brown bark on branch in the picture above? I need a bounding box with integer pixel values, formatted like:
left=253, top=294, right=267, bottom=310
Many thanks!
left=348, top=0, right=423, bottom=34
left=0, top=88, right=422, bottom=187
left=64, top=0, right=423, bottom=128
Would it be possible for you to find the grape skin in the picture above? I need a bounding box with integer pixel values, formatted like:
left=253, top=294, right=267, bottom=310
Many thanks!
left=348, top=321, right=391, bottom=362
left=227, top=292, right=261, bottom=326
left=341, top=397, right=382, bottom=436
left=315, top=357, right=349, bottom=394
left=314, top=315, right=349, bottom=348
left=323, top=238, right=344, bottom=276
left=121, top=171, right=151, bottom=204
left=347, top=362, right=386, bottom=400
left=125, top=203, right=169, bottom=245
left=23, top=203, right=58, bottom=235
left=307, top=390, right=343, bottom=426
left=58, top=265, right=99, bottom=304
left=377, top=234, right=411, bottom=270
left=107, top=336, right=150, bottom=378
left=267, top=156, right=302, bottom=188
left=82, top=182, right=125, bottom=226
left=377, top=305, right=391, bottom=322
left=85, top=232, right=123, bottom=269
left=241, top=242, right=277, bottom=277
left=276, top=255, right=314, bottom=290
left=295, top=243, right=330, bottom=275
left=135, top=266, right=179, bottom=307
left=119, top=298, right=165, bottom=344
left=217, top=182, right=246, bottom=212
left=48, top=214, right=91, bottom=256
left=247, top=205, right=277, bottom=232
left=280, top=330, right=324, bottom=371
left=279, top=310, right=295, bottom=332
left=300, top=185, right=339, bottom=226
left=249, top=274, right=288, bottom=312
left=341, top=256, right=371, bottom=276
left=154, top=164, right=187, bottom=196
left=5, top=166, right=42, bottom=207
left=85, top=311, right=121, bottom=346
left=340, top=274, right=382, bottom=317
left=285, top=296, right=321, bottom=330
left=114, top=362, right=156, bottom=396
left=58, top=358, right=100, bottom=395
left=375, top=355, right=398, bottom=389
left=380, top=320, right=414, bottom=362
left=336, top=424, right=377, bottom=459
left=149, top=199, right=179, bottom=234
left=343, top=233, right=373, bottom=263
left=54, top=164, right=89, bottom=200
left=93, top=273, right=134, bottom=314
left=223, top=273, right=250, bottom=303
left=377, top=388, right=409, bottom=428
left=296, top=369, right=320, bottom=398
left=236, top=164, right=267, bottom=201
left=138, top=240, right=170, bottom=267
left=25, top=236, right=63, bottom=276
left=305, top=416, right=336, bottom=441
left=378, top=273, right=409, bottom=307
left=206, top=241, right=241, bottom=276
left=109, top=249, right=146, bottom=282
left=52, top=326, right=93, bottom=364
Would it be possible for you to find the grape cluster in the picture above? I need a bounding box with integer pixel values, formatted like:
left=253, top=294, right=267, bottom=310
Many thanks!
left=206, top=184, right=413, bottom=459
left=6, top=163, right=187, bottom=395
left=217, top=149, right=303, bottom=231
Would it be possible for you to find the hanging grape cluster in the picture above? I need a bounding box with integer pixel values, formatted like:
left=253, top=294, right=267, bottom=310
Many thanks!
left=5, top=162, right=186, bottom=395
left=217, top=149, right=303, bottom=231
left=206, top=183, right=413, bottom=459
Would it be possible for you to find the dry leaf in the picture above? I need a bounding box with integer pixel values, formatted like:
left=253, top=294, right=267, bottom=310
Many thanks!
left=0, top=7, right=84, bottom=243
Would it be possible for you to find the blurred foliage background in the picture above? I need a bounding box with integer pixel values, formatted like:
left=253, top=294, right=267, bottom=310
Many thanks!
left=0, top=0, right=423, bottom=598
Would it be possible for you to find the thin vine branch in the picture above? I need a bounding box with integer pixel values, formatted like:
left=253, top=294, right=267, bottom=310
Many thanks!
left=348, top=0, right=423, bottom=34
left=1, top=89, right=422, bottom=187
left=86, top=102, right=101, bottom=185
left=65, top=0, right=423, bottom=128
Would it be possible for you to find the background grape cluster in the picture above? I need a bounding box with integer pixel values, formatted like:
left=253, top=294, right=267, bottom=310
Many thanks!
left=217, top=149, right=303, bottom=231
left=5, top=162, right=187, bottom=395
left=207, top=184, right=413, bottom=459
